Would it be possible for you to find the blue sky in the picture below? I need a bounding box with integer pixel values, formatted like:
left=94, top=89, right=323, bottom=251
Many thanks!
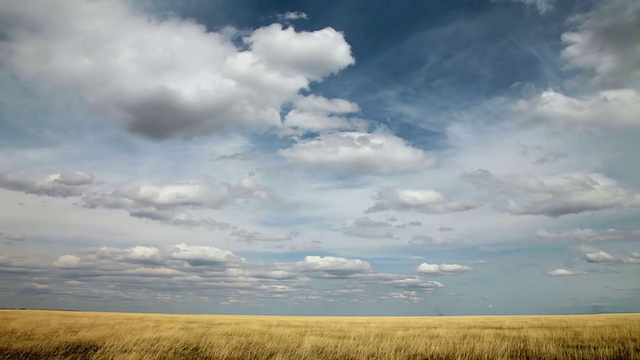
left=0, top=0, right=639, bottom=315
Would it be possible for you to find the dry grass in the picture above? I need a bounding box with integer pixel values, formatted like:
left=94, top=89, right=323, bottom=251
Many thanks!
left=0, top=310, right=638, bottom=359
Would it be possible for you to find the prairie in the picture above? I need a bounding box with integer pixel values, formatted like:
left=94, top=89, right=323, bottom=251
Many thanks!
left=0, top=310, right=638, bottom=359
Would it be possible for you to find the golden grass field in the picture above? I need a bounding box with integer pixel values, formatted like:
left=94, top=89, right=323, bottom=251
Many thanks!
left=0, top=310, right=638, bottom=359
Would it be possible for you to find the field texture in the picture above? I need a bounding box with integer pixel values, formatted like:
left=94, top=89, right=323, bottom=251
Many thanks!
left=0, top=310, right=638, bottom=360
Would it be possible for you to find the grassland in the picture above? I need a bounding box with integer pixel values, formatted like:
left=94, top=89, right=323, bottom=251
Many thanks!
left=0, top=310, right=638, bottom=359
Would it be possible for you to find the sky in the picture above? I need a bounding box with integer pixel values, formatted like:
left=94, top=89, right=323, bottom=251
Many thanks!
left=0, top=0, right=638, bottom=316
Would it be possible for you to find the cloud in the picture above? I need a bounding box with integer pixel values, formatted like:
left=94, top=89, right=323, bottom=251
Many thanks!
left=546, top=268, right=583, bottom=276
left=279, top=131, right=435, bottom=174
left=170, top=243, right=244, bottom=266
left=416, top=262, right=473, bottom=275
left=462, top=169, right=640, bottom=216
left=4, top=242, right=453, bottom=306
left=0, top=171, right=94, bottom=197
left=52, top=255, right=81, bottom=269
left=343, top=217, right=395, bottom=239
left=514, top=89, right=640, bottom=129
left=246, top=23, right=354, bottom=81
left=622, top=252, right=640, bottom=264
left=494, top=0, right=554, bottom=14
left=408, top=235, right=451, bottom=246
left=230, top=229, right=298, bottom=243
left=0, top=1, right=354, bottom=139
left=389, top=276, right=445, bottom=290
left=282, top=95, right=367, bottom=135
left=561, top=0, right=640, bottom=88
left=584, top=250, right=616, bottom=263
left=536, top=228, right=640, bottom=242
left=82, top=178, right=270, bottom=228
left=366, top=187, right=481, bottom=214
left=574, top=245, right=619, bottom=264
left=277, top=11, right=309, bottom=21
left=1, top=232, right=26, bottom=242
left=388, top=291, right=423, bottom=303
left=84, top=178, right=269, bottom=209
left=127, top=246, right=163, bottom=264
left=297, top=256, right=372, bottom=278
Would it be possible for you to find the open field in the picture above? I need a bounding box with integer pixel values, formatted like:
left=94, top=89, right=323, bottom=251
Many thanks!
left=0, top=310, right=638, bottom=359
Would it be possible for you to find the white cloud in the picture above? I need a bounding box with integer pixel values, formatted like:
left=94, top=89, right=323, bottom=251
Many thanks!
left=546, top=268, right=583, bottom=276
left=82, top=178, right=271, bottom=229
left=279, top=131, right=435, bottom=174
left=52, top=255, right=81, bottom=269
left=622, top=252, right=640, bottom=264
left=561, top=0, right=640, bottom=88
left=462, top=169, right=640, bottom=216
left=126, top=246, right=163, bottom=263
left=281, top=96, right=366, bottom=135
left=536, top=228, right=640, bottom=242
left=366, top=187, right=481, bottom=214
left=343, top=217, right=395, bottom=239
left=298, top=255, right=372, bottom=277
left=389, top=276, right=445, bottom=289
left=584, top=250, right=616, bottom=263
left=514, top=89, right=640, bottom=129
left=84, top=179, right=268, bottom=210
left=416, top=262, right=473, bottom=275
left=574, top=245, right=618, bottom=264
left=170, top=243, right=244, bottom=266
left=0, top=171, right=94, bottom=197
left=246, top=24, right=354, bottom=81
left=0, top=1, right=354, bottom=139
left=277, top=11, right=309, bottom=21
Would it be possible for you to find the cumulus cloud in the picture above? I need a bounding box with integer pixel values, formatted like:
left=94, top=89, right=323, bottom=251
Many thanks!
left=297, top=255, right=372, bottom=278
left=0, top=171, right=94, bottom=197
left=366, top=187, right=481, bottom=214
left=5, top=242, right=452, bottom=306
left=622, top=252, right=640, bottom=264
left=561, top=0, right=640, bottom=88
left=416, top=262, right=473, bottom=275
left=462, top=169, right=640, bottom=216
left=536, top=228, right=640, bottom=242
left=52, top=255, right=81, bottom=269
left=343, top=217, right=395, bottom=239
left=171, top=243, right=244, bottom=266
left=0, top=1, right=354, bottom=139
left=82, top=178, right=270, bottom=228
left=282, top=95, right=367, bottom=135
left=514, top=89, right=640, bottom=129
left=279, top=131, right=435, bottom=174
left=84, top=178, right=268, bottom=209
left=546, top=268, right=583, bottom=276
left=584, top=250, right=616, bottom=263
left=126, top=246, right=163, bottom=264
left=574, top=245, right=618, bottom=264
